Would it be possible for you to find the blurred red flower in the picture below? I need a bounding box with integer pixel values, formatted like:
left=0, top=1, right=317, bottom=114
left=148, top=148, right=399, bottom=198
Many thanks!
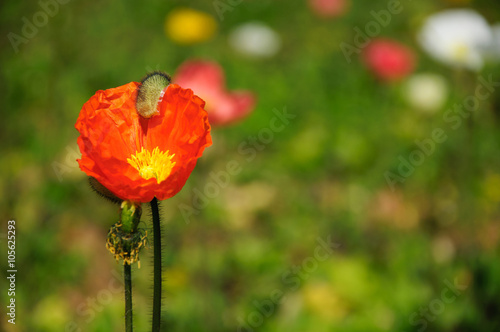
left=173, top=60, right=256, bottom=126
left=76, top=82, right=212, bottom=203
left=309, top=0, right=349, bottom=18
left=362, top=39, right=416, bottom=82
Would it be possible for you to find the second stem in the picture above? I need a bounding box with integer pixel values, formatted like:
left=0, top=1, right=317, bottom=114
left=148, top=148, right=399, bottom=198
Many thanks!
left=151, top=197, right=162, bottom=331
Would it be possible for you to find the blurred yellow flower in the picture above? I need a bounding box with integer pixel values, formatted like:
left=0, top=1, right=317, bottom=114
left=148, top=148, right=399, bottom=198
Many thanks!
left=302, top=282, right=348, bottom=321
left=165, top=8, right=217, bottom=44
left=483, top=173, right=500, bottom=202
left=163, top=267, right=188, bottom=291
left=480, top=173, right=500, bottom=216
left=33, top=295, right=70, bottom=331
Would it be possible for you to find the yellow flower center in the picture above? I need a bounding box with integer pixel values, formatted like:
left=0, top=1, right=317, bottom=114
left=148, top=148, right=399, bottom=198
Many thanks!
left=127, top=147, right=175, bottom=184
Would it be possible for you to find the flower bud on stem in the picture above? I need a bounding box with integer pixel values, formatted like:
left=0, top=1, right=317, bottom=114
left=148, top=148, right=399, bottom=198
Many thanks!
left=105, top=200, right=147, bottom=332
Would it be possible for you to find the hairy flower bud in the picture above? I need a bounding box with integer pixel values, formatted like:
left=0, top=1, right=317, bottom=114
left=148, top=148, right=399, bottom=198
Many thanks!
left=88, top=177, right=121, bottom=204
left=136, top=71, right=171, bottom=118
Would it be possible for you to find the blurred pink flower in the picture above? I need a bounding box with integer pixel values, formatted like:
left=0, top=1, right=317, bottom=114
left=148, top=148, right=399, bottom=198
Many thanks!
left=309, top=0, right=349, bottom=18
left=362, top=39, right=416, bottom=82
left=173, top=60, right=256, bottom=126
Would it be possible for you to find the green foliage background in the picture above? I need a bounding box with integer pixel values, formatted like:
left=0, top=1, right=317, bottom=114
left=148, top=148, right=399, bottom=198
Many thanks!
left=1, top=0, right=500, bottom=331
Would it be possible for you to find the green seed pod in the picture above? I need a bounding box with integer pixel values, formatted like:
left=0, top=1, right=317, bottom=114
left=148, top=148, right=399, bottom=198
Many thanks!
left=106, top=223, right=148, bottom=266
left=105, top=200, right=147, bottom=266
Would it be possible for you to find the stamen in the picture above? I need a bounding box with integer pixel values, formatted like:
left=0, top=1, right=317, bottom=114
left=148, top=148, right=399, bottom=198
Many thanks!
left=127, top=147, right=176, bottom=183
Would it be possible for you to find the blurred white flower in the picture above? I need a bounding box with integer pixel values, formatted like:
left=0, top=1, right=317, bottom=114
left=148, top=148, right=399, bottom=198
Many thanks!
left=418, top=9, right=493, bottom=71
left=403, top=73, right=448, bottom=113
left=228, top=22, right=281, bottom=58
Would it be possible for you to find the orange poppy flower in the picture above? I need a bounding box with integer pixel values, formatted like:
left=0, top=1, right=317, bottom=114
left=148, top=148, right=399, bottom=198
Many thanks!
left=76, top=81, right=212, bottom=203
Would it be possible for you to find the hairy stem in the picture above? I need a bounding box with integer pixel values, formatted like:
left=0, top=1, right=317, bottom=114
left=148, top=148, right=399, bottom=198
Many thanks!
left=151, top=197, right=162, bottom=331
left=124, top=263, right=133, bottom=332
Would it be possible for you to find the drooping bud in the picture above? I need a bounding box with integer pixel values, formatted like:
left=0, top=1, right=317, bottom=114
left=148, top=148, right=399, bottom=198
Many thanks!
left=106, top=200, right=148, bottom=266
left=136, top=71, right=171, bottom=118
left=88, top=177, right=122, bottom=204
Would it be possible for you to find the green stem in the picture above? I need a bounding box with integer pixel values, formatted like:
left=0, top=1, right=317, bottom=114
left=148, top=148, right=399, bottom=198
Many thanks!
left=151, top=197, right=161, bottom=331
left=124, top=263, right=133, bottom=332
